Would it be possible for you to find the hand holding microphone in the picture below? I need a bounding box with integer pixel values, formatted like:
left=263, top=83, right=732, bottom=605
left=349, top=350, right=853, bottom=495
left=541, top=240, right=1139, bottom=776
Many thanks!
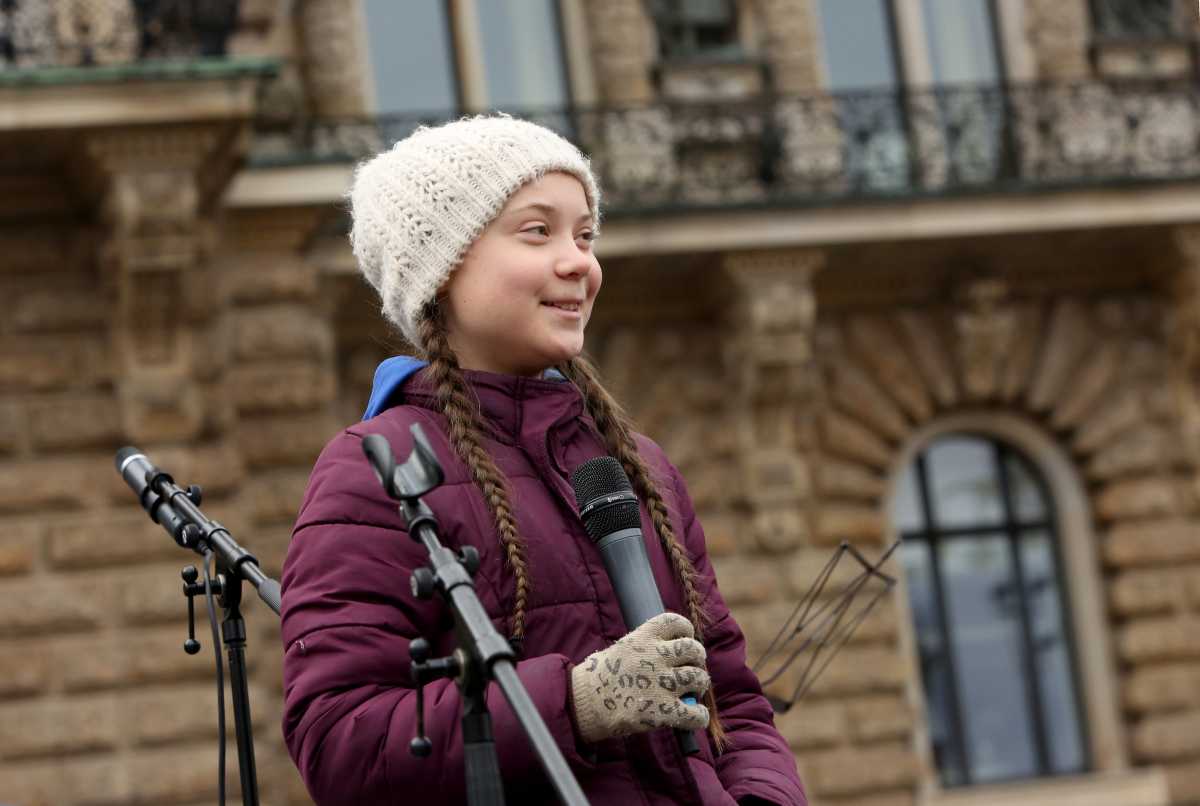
left=570, top=612, right=710, bottom=742
left=571, top=456, right=707, bottom=754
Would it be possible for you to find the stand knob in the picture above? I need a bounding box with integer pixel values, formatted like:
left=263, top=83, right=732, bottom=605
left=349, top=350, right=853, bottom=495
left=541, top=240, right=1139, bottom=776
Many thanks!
left=187, top=484, right=202, bottom=505
left=458, top=546, right=480, bottom=576
left=182, top=566, right=201, bottom=654
left=411, top=567, right=436, bottom=600
left=410, top=637, right=433, bottom=759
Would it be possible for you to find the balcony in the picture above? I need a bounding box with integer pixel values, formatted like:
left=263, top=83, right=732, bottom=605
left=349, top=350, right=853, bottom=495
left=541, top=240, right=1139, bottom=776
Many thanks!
left=250, top=80, right=1200, bottom=216
left=0, top=0, right=257, bottom=80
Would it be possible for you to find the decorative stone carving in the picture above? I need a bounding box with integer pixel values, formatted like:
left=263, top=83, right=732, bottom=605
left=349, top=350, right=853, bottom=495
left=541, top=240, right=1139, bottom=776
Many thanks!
left=954, top=277, right=1016, bottom=400
left=724, top=248, right=824, bottom=546
left=297, top=0, right=369, bottom=117
left=86, top=126, right=229, bottom=443
left=725, top=249, right=822, bottom=406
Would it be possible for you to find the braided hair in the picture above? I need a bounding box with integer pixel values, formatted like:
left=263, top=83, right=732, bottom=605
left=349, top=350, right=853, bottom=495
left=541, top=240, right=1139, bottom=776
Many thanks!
left=417, top=302, right=728, bottom=751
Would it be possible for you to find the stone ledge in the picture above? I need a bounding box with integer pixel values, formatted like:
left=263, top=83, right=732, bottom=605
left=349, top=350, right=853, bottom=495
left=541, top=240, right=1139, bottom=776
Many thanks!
left=918, top=767, right=1169, bottom=806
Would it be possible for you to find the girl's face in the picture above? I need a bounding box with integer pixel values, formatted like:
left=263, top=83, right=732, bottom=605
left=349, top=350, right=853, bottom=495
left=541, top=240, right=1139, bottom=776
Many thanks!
left=441, top=172, right=602, bottom=377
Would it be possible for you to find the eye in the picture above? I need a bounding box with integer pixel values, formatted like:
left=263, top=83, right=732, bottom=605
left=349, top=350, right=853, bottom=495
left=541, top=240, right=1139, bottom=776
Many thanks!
left=521, top=224, right=550, bottom=237
left=576, top=230, right=596, bottom=244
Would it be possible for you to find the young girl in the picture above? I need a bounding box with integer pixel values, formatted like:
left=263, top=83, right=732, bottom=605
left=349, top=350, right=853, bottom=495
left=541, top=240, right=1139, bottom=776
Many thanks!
left=280, top=116, right=806, bottom=805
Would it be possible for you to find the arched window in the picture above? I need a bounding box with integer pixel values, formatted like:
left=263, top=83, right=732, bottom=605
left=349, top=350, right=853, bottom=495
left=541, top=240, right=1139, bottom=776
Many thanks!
left=892, top=434, right=1087, bottom=787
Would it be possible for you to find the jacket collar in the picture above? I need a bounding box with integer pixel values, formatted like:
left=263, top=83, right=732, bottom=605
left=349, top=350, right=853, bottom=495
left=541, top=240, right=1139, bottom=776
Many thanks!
left=364, top=356, right=583, bottom=442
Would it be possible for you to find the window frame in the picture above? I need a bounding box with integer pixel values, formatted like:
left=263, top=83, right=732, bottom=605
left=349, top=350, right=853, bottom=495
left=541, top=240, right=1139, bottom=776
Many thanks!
left=358, top=0, right=580, bottom=116
left=887, top=413, right=1134, bottom=804
left=898, top=434, right=1089, bottom=786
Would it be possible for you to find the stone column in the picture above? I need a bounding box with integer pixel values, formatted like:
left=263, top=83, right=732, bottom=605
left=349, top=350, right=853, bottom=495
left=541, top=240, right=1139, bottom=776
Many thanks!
left=724, top=248, right=824, bottom=557
left=297, top=0, right=371, bottom=117
left=582, top=0, right=657, bottom=104
left=87, top=126, right=228, bottom=445
left=755, top=0, right=824, bottom=94
left=1024, top=0, right=1091, bottom=80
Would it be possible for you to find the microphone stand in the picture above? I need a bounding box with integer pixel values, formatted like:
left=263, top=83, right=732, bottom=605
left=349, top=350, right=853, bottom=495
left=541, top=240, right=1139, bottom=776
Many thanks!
left=361, top=425, right=587, bottom=806
left=116, top=448, right=281, bottom=806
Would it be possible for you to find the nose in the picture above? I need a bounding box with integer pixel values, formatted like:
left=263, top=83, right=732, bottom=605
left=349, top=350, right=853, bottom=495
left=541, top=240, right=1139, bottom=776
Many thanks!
left=554, top=240, right=593, bottom=280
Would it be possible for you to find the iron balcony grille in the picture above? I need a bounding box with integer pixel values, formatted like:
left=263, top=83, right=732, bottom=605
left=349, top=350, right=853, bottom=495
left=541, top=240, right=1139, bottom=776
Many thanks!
left=252, top=80, right=1200, bottom=214
left=0, top=0, right=239, bottom=70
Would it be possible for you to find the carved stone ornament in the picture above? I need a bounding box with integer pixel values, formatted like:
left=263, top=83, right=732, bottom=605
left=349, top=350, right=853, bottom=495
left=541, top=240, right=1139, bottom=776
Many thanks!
left=954, top=277, right=1017, bottom=400
left=724, top=248, right=824, bottom=405
left=87, top=127, right=225, bottom=443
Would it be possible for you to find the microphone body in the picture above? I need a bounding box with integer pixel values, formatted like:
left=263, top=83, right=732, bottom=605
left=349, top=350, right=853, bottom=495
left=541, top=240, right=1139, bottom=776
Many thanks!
left=571, top=457, right=702, bottom=756
left=115, top=448, right=189, bottom=544
left=593, top=524, right=666, bottom=629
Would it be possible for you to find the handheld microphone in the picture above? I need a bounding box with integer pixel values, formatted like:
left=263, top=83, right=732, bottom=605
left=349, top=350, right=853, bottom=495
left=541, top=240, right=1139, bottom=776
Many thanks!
left=571, top=456, right=701, bottom=756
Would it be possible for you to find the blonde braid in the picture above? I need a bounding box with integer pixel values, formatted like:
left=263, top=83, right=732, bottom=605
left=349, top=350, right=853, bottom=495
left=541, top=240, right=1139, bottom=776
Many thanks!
left=418, top=305, right=532, bottom=648
left=561, top=355, right=729, bottom=752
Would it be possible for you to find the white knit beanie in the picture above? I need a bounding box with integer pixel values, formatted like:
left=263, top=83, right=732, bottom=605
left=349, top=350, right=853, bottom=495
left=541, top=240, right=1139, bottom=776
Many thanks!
left=348, top=114, right=602, bottom=349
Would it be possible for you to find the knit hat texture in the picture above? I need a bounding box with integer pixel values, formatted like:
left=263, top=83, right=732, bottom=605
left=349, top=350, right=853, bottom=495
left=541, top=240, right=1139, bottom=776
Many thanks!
left=348, top=115, right=601, bottom=349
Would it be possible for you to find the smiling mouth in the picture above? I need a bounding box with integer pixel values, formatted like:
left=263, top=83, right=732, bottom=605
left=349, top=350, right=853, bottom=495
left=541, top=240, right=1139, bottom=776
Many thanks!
left=542, top=302, right=581, bottom=312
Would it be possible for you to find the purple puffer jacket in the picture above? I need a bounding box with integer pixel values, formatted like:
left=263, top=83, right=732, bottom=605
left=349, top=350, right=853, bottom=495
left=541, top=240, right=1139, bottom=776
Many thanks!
left=281, top=367, right=807, bottom=805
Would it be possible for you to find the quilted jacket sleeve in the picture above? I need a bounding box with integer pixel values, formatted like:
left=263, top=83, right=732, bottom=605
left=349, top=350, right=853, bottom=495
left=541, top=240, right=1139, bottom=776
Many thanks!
left=666, top=459, right=809, bottom=806
left=280, top=426, right=594, bottom=805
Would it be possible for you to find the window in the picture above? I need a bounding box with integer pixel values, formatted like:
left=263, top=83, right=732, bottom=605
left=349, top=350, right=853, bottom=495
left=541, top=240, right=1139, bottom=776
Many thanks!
left=647, top=0, right=741, bottom=61
left=892, top=435, right=1088, bottom=788
left=476, top=0, right=569, bottom=109
left=362, top=1, right=459, bottom=115
left=1090, top=0, right=1181, bottom=39
left=918, top=0, right=1002, bottom=85
left=816, top=0, right=899, bottom=91
left=813, top=0, right=1007, bottom=191
left=361, top=1, right=572, bottom=117
left=814, top=0, right=907, bottom=189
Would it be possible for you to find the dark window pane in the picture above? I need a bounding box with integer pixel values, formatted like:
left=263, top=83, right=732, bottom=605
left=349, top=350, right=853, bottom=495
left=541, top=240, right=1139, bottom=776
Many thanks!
left=363, top=0, right=457, bottom=115
left=816, top=0, right=898, bottom=91
left=1021, top=529, right=1087, bottom=774
left=903, top=540, right=966, bottom=785
left=892, top=463, right=925, bottom=533
left=1005, top=452, right=1047, bottom=522
left=477, top=0, right=569, bottom=109
left=941, top=535, right=1038, bottom=783
left=927, top=437, right=1004, bottom=529
left=1091, top=0, right=1178, bottom=39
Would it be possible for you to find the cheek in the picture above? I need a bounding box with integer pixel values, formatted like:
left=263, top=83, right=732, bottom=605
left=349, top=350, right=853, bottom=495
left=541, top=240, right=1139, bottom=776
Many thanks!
left=588, top=263, right=603, bottom=297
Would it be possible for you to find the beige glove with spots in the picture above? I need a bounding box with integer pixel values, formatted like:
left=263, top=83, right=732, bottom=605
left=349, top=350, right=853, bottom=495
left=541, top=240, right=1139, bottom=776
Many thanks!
left=569, top=612, right=711, bottom=744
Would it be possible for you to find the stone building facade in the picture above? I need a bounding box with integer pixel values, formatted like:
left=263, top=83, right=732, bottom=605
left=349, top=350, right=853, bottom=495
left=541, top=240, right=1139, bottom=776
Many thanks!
left=1, top=0, right=1200, bottom=804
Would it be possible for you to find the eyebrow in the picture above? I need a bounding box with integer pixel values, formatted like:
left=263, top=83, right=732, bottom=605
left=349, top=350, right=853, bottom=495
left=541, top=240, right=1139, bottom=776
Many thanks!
left=507, top=202, right=592, bottom=224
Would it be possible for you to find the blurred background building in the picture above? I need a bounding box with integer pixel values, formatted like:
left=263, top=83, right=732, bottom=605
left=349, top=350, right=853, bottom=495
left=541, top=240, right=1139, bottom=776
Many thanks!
left=1, top=0, right=1199, bottom=804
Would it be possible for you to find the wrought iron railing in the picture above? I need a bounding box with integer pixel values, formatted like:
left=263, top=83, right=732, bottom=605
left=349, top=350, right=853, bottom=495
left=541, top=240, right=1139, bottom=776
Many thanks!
left=0, top=0, right=239, bottom=70
left=251, top=80, right=1200, bottom=214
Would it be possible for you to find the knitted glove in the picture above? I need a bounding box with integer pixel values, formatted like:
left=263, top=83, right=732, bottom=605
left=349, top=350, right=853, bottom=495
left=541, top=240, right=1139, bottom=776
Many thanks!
left=570, top=612, right=711, bottom=743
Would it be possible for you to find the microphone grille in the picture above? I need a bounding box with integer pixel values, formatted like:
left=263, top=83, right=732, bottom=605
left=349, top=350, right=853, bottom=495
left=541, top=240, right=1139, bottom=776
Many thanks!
left=571, top=456, right=641, bottom=541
